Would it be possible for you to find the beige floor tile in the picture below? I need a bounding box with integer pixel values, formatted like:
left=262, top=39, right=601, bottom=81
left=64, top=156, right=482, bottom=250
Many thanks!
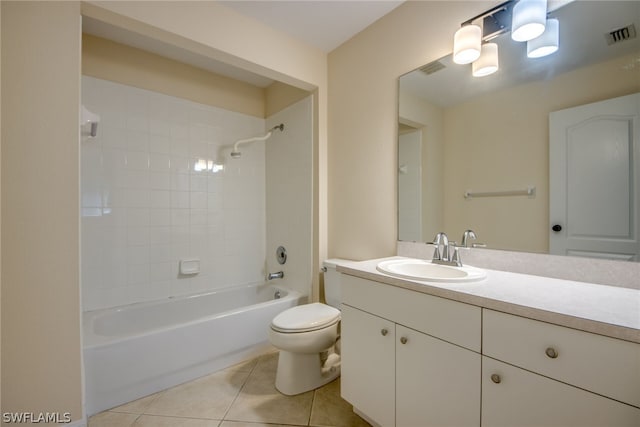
left=110, top=392, right=162, bottom=414
left=144, top=367, right=252, bottom=419
left=88, top=411, right=139, bottom=427
left=133, top=415, right=220, bottom=427
left=227, top=355, right=262, bottom=373
left=225, top=353, right=314, bottom=425
left=219, top=422, right=299, bottom=427
left=310, top=378, right=371, bottom=427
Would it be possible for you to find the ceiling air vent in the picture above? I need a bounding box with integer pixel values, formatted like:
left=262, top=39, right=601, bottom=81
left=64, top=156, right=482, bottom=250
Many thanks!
left=605, top=24, right=636, bottom=45
left=419, top=60, right=446, bottom=76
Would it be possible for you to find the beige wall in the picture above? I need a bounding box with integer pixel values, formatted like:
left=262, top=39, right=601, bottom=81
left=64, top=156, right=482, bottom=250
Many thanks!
left=1, top=1, right=83, bottom=421
left=83, top=33, right=266, bottom=118
left=442, top=52, right=640, bottom=253
left=265, top=81, right=310, bottom=118
left=328, top=1, right=489, bottom=260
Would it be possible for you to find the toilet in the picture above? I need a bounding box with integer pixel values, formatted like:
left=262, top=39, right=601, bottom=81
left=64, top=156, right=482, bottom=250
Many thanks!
left=268, top=259, right=344, bottom=395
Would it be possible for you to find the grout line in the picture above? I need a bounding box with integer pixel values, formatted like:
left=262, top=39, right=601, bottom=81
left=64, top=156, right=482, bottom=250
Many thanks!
left=220, top=354, right=263, bottom=422
left=308, top=389, right=317, bottom=426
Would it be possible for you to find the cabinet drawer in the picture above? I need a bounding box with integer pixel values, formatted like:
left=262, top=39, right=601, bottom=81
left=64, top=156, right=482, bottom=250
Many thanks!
left=342, top=274, right=481, bottom=351
left=482, top=356, right=640, bottom=427
left=483, top=309, right=640, bottom=407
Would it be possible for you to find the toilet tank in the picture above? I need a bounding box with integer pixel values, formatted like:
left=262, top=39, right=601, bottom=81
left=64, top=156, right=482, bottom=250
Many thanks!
left=323, top=259, right=350, bottom=309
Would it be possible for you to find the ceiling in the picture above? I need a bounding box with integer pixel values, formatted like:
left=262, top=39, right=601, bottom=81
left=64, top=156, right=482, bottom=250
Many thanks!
left=83, top=1, right=404, bottom=88
left=219, top=0, right=404, bottom=53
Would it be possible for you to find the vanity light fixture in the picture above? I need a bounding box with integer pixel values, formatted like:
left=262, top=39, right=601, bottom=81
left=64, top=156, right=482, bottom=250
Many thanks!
left=527, top=18, right=559, bottom=58
left=511, top=0, right=548, bottom=42
left=452, top=0, right=559, bottom=77
left=453, top=24, right=482, bottom=64
left=473, top=43, right=499, bottom=77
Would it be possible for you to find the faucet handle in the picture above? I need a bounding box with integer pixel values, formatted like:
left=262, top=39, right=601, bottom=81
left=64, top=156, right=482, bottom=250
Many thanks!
left=450, top=247, right=463, bottom=267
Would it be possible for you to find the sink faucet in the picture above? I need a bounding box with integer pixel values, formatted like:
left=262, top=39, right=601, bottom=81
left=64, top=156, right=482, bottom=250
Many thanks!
left=431, top=232, right=462, bottom=267
left=461, top=230, right=477, bottom=247
left=460, top=229, right=486, bottom=248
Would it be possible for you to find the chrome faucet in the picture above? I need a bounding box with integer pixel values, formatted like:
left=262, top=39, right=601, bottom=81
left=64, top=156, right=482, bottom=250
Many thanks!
left=461, top=229, right=477, bottom=248
left=460, top=229, right=486, bottom=248
left=268, top=271, right=284, bottom=280
left=431, top=232, right=462, bottom=267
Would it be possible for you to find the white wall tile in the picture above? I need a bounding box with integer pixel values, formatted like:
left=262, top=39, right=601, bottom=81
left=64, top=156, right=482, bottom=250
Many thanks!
left=81, top=76, right=269, bottom=311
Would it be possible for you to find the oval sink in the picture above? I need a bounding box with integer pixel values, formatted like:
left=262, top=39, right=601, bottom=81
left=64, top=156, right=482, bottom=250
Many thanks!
left=376, top=258, right=487, bottom=283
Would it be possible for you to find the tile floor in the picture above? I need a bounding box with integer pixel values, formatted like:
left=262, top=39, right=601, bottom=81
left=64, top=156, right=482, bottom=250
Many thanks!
left=88, top=351, right=371, bottom=427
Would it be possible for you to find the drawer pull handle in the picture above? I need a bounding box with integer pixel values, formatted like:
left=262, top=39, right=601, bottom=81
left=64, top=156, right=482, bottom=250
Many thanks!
left=400, top=337, right=408, bottom=344
left=491, top=374, right=501, bottom=384
left=545, top=347, right=559, bottom=359
left=381, top=329, right=388, bottom=336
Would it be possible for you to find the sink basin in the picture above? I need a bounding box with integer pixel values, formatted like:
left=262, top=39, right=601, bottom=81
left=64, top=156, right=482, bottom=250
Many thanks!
left=376, top=258, right=487, bottom=283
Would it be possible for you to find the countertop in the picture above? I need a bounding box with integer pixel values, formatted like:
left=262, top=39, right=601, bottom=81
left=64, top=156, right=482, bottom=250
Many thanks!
left=337, top=257, right=640, bottom=344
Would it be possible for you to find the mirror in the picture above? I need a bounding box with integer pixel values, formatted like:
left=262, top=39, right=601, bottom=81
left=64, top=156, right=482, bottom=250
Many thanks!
left=398, top=0, right=640, bottom=260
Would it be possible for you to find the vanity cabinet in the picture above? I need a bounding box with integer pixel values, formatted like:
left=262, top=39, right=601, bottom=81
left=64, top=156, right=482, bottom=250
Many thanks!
left=340, top=272, right=640, bottom=427
left=341, top=275, right=481, bottom=427
left=482, top=309, right=640, bottom=427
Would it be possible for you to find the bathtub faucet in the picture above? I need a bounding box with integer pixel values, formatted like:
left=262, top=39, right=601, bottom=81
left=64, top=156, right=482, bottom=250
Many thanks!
left=268, top=271, right=284, bottom=280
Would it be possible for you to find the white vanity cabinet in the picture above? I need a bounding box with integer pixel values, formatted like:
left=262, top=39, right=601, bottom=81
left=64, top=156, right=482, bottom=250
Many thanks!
left=340, top=275, right=481, bottom=427
left=482, top=309, right=640, bottom=427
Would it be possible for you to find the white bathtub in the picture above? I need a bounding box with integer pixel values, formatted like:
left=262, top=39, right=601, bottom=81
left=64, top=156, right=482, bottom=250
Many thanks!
left=83, top=283, right=305, bottom=415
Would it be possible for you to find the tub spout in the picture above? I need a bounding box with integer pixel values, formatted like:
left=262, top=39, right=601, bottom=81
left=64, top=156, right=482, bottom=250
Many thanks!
left=268, top=271, right=284, bottom=280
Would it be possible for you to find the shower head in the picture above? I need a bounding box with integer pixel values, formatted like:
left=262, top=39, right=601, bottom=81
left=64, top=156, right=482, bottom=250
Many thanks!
left=229, top=123, right=285, bottom=159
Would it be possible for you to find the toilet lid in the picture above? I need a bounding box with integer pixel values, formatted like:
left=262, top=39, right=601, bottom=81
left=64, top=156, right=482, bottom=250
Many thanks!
left=271, top=303, right=340, bottom=333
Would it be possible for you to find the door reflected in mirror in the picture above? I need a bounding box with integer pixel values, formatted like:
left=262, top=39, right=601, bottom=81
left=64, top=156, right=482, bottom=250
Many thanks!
left=397, top=0, right=640, bottom=261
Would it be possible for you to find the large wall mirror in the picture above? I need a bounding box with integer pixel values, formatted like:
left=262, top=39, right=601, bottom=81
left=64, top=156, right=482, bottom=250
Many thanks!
left=398, top=0, right=639, bottom=261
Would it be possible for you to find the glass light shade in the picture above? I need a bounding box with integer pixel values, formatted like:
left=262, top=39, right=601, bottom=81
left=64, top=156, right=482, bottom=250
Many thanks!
left=527, top=18, right=559, bottom=58
left=472, top=43, right=499, bottom=77
left=453, top=25, right=482, bottom=64
left=511, top=0, right=548, bottom=42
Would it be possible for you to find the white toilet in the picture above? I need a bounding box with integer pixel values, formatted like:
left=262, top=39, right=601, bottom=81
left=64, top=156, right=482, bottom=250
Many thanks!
left=268, top=259, right=344, bottom=395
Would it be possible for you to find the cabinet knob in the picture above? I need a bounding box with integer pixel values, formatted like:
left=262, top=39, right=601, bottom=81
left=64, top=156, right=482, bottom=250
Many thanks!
left=545, top=347, right=559, bottom=359
left=490, top=374, right=501, bottom=384
left=400, top=337, right=408, bottom=344
left=381, top=328, right=388, bottom=336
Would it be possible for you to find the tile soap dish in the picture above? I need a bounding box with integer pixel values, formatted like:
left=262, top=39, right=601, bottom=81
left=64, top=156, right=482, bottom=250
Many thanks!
left=179, top=258, right=200, bottom=275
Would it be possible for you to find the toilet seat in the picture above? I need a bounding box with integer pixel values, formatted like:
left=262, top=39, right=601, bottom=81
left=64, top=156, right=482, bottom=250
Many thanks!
left=271, top=303, right=340, bottom=333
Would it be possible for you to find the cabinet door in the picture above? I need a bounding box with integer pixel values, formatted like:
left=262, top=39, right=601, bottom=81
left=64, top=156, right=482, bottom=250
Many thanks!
left=341, top=304, right=395, bottom=427
left=482, top=356, right=640, bottom=427
left=396, top=325, right=480, bottom=427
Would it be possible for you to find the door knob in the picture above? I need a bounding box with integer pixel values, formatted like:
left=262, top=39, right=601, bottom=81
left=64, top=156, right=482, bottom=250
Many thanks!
left=552, top=224, right=562, bottom=232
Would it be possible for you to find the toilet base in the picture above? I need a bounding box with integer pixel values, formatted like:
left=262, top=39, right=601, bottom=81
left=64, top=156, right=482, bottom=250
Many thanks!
left=275, top=349, right=341, bottom=395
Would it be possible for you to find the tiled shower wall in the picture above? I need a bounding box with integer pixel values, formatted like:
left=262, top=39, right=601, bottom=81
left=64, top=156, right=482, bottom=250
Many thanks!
left=81, top=76, right=267, bottom=311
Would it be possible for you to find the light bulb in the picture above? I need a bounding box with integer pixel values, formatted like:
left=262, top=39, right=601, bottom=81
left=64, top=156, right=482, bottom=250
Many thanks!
left=512, top=0, right=548, bottom=42
left=527, top=18, right=559, bottom=58
left=453, top=25, right=482, bottom=64
left=472, top=43, right=499, bottom=77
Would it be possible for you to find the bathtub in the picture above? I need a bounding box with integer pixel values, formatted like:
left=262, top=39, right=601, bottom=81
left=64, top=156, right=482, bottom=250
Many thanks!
left=83, top=283, right=305, bottom=416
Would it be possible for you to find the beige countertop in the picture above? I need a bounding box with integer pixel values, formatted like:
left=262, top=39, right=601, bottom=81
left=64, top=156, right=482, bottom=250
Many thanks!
left=337, top=257, right=640, bottom=344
